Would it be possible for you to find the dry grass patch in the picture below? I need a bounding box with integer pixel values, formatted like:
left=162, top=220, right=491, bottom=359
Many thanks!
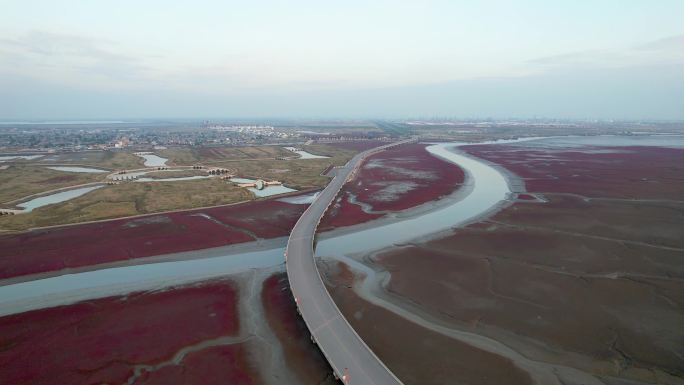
left=0, top=165, right=104, bottom=204
left=0, top=179, right=251, bottom=230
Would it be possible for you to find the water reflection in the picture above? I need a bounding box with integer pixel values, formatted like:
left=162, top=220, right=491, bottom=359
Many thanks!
left=17, top=185, right=104, bottom=212
left=229, top=177, right=298, bottom=197
left=284, top=147, right=329, bottom=159
left=316, top=142, right=509, bottom=256
left=0, top=247, right=284, bottom=316
left=47, top=166, right=107, bottom=173
left=136, top=154, right=168, bottom=167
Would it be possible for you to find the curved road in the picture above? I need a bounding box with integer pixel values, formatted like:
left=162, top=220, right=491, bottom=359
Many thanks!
left=286, top=140, right=412, bottom=385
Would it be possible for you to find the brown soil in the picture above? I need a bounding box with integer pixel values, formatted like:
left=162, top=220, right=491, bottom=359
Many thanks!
left=261, top=273, right=337, bottom=385
left=369, top=145, right=684, bottom=383
left=319, top=260, right=533, bottom=385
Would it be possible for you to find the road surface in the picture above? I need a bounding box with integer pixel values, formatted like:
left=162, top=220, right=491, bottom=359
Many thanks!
left=286, top=140, right=412, bottom=385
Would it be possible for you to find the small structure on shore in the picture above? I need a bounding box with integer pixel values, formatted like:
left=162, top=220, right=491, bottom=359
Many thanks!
left=235, top=179, right=282, bottom=190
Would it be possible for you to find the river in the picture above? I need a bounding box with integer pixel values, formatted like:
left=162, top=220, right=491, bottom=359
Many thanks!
left=0, top=141, right=486, bottom=313
left=47, top=166, right=108, bottom=173
left=16, top=185, right=105, bottom=213
left=3, top=135, right=683, bottom=315
left=316, top=142, right=509, bottom=256
left=0, top=247, right=284, bottom=316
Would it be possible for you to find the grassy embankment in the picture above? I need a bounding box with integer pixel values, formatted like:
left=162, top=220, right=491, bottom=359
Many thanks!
left=0, top=165, right=106, bottom=204
left=0, top=144, right=357, bottom=230
left=141, top=169, right=208, bottom=179
left=158, top=145, right=294, bottom=165
left=0, top=180, right=252, bottom=230
left=41, top=151, right=145, bottom=170
left=162, top=144, right=356, bottom=189
left=0, top=151, right=144, bottom=204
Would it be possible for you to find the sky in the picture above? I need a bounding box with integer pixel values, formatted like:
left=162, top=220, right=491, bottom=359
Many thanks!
left=1, top=0, right=683, bottom=120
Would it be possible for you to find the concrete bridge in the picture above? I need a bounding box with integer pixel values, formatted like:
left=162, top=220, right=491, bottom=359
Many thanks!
left=285, top=139, right=413, bottom=384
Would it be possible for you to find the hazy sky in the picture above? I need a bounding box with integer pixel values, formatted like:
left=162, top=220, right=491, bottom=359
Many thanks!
left=1, top=0, right=683, bottom=120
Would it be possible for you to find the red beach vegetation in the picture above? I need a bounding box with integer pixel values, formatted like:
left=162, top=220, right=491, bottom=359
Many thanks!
left=0, top=279, right=252, bottom=385
left=0, top=196, right=308, bottom=280
left=321, top=143, right=464, bottom=229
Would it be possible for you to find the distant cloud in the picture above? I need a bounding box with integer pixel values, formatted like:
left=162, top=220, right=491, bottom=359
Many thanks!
left=0, top=30, right=351, bottom=93
left=0, top=31, right=156, bottom=88
left=635, top=33, right=684, bottom=50
left=527, top=49, right=619, bottom=67
left=527, top=34, right=684, bottom=71
left=0, top=31, right=117, bottom=59
left=1, top=28, right=683, bottom=120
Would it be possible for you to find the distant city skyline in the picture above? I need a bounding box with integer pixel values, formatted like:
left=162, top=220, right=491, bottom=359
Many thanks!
left=1, top=0, right=683, bottom=120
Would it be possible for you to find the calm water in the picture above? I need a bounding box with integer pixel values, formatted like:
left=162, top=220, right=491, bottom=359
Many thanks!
left=317, top=135, right=684, bottom=257
left=1, top=142, right=486, bottom=313
left=0, top=155, right=43, bottom=162
left=0, top=247, right=284, bottom=316
left=251, top=185, right=297, bottom=197
left=316, top=142, right=509, bottom=256
left=47, top=166, right=108, bottom=173
left=230, top=177, right=257, bottom=184
left=17, top=185, right=104, bottom=212
left=137, top=153, right=168, bottom=167
left=3, top=135, right=681, bottom=315
left=284, top=147, right=329, bottom=159
left=229, top=177, right=298, bottom=197
left=523, top=134, right=684, bottom=149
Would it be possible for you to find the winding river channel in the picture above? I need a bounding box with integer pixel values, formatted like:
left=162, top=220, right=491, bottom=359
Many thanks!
left=317, top=142, right=510, bottom=256
left=1, top=142, right=500, bottom=315
left=3, top=135, right=683, bottom=316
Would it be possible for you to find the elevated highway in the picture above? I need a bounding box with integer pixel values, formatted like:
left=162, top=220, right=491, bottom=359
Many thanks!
left=286, top=140, right=413, bottom=385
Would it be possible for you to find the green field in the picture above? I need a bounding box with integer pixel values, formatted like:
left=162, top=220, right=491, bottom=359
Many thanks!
left=0, top=179, right=252, bottom=231
left=224, top=144, right=355, bottom=189
left=158, top=145, right=295, bottom=165
left=0, top=165, right=106, bottom=204
left=142, top=169, right=208, bottom=179
left=39, top=151, right=145, bottom=170
left=0, top=144, right=358, bottom=230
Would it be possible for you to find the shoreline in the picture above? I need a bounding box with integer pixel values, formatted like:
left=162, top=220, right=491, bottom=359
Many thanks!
left=0, top=245, right=286, bottom=316
left=316, top=142, right=520, bottom=255
left=0, top=141, right=513, bottom=315
left=321, top=256, right=606, bottom=385
left=0, top=236, right=289, bottom=287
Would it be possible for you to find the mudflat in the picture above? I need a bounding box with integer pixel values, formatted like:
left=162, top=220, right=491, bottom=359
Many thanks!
left=367, top=144, right=684, bottom=384
left=319, top=259, right=534, bottom=385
